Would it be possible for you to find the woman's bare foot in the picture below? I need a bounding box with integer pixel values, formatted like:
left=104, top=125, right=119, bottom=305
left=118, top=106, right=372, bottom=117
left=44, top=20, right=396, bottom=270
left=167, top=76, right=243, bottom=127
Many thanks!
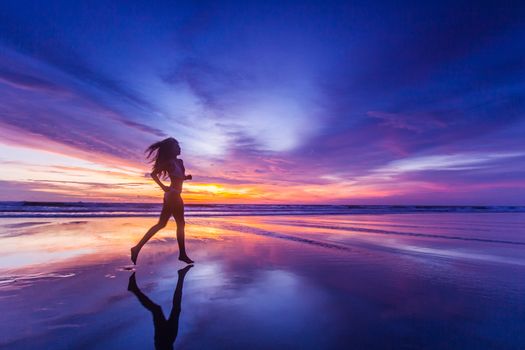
left=131, top=246, right=139, bottom=265
left=178, top=254, right=194, bottom=264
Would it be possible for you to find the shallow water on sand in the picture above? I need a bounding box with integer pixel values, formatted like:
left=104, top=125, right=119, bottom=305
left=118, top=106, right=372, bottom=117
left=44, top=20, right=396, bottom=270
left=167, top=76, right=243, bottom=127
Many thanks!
left=0, top=213, right=524, bottom=349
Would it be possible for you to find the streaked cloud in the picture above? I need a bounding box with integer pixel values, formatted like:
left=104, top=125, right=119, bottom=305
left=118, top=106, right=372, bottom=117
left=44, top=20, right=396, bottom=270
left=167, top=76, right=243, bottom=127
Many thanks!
left=376, top=152, right=525, bottom=174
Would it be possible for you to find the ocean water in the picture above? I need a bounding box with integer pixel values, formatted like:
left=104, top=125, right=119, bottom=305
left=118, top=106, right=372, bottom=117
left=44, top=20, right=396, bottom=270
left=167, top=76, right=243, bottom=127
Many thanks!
left=0, top=201, right=524, bottom=218
left=0, top=208, right=524, bottom=349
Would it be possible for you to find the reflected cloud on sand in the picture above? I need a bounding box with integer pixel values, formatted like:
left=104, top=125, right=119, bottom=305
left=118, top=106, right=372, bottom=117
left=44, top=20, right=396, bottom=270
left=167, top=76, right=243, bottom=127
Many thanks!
left=127, top=265, right=192, bottom=350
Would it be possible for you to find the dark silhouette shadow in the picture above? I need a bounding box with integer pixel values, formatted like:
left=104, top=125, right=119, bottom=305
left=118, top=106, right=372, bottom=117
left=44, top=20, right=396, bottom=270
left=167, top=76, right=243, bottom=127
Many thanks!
left=128, top=265, right=192, bottom=350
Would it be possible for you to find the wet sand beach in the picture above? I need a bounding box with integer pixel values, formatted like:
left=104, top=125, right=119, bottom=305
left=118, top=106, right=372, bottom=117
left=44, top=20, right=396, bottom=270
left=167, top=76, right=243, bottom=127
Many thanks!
left=1, top=213, right=524, bottom=349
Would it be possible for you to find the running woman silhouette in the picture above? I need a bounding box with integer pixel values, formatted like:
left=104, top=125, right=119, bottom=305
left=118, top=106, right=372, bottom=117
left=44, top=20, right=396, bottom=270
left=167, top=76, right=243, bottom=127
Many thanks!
left=131, top=137, right=194, bottom=264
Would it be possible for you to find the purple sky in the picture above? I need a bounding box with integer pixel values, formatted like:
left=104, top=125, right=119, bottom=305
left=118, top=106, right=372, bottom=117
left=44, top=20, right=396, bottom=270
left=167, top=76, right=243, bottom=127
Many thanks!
left=0, top=1, right=524, bottom=204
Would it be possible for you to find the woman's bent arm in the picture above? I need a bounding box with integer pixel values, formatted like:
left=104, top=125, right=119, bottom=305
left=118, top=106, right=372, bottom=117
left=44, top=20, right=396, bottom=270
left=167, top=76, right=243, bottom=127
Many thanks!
left=151, top=171, right=169, bottom=192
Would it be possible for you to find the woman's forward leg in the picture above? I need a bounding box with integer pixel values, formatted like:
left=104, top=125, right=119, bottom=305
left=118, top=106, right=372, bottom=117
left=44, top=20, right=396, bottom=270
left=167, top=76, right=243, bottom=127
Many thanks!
left=173, top=196, right=193, bottom=264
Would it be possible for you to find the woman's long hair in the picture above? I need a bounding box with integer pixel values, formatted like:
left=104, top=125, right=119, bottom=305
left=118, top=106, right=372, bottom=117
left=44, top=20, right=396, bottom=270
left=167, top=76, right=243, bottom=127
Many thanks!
left=146, top=137, right=179, bottom=179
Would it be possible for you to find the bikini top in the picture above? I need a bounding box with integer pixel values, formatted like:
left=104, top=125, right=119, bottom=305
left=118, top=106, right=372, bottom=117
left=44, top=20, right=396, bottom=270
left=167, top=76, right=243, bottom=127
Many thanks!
left=166, top=159, right=185, bottom=180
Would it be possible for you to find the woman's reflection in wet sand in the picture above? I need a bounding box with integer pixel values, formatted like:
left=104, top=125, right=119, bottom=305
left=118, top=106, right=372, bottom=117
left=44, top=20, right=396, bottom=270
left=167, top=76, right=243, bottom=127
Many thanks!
left=128, top=265, right=192, bottom=350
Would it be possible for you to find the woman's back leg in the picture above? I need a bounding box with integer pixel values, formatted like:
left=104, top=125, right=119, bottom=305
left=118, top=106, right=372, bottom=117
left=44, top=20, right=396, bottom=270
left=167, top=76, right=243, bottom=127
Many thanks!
left=131, top=201, right=173, bottom=264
